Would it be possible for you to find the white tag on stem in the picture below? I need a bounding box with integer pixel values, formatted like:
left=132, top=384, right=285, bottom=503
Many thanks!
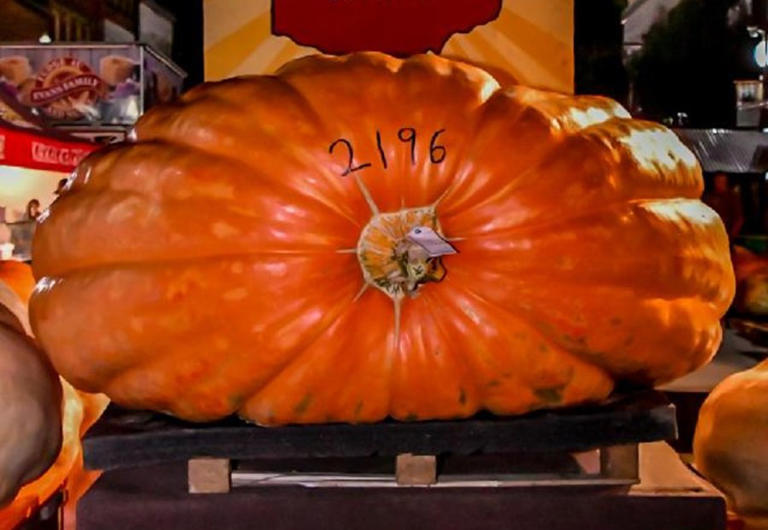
left=406, top=226, right=457, bottom=258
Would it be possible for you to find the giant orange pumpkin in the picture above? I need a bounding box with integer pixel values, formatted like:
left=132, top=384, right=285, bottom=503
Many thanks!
left=30, top=53, right=734, bottom=425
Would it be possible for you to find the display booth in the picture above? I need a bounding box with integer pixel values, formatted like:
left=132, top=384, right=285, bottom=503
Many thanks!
left=0, top=43, right=185, bottom=132
left=0, top=89, right=96, bottom=259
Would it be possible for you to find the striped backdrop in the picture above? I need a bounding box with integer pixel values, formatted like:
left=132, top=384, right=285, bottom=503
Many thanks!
left=204, top=0, right=573, bottom=93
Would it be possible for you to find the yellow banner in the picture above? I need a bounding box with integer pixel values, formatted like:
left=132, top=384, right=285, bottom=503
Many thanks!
left=204, top=0, right=574, bottom=93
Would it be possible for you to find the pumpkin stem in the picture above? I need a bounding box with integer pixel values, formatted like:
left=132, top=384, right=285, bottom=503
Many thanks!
left=354, top=174, right=379, bottom=216
left=356, top=206, right=451, bottom=299
left=353, top=283, right=369, bottom=302
left=393, top=297, right=402, bottom=347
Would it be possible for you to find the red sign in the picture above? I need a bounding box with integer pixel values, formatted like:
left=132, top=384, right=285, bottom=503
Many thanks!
left=0, top=122, right=97, bottom=172
left=272, top=0, right=503, bottom=56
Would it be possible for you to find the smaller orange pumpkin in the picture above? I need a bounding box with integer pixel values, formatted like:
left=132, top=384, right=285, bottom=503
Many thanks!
left=694, top=359, right=768, bottom=530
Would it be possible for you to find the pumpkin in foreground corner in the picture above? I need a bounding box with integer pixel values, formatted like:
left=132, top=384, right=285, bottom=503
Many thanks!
left=30, top=53, right=734, bottom=425
left=694, top=360, right=768, bottom=530
left=0, top=274, right=61, bottom=507
left=0, top=261, right=109, bottom=530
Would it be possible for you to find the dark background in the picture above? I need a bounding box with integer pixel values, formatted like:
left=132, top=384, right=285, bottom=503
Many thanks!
left=576, top=0, right=765, bottom=128
left=155, top=0, right=203, bottom=88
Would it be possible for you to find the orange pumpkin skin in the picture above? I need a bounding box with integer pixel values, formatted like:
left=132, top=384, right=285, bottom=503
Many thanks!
left=30, top=53, right=734, bottom=425
left=0, top=261, right=35, bottom=304
left=442, top=55, right=518, bottom=87
left=694, top=360, right=768, bottom=529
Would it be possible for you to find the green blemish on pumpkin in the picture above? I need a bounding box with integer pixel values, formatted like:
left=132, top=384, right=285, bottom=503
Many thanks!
left=538, top=344, right=549, bottom=352
left=563, top=334, right=587, bottom=345
left=294, top=394, right=312, bottom=415
left=405, top=413, right=419, bottom=421
left=487, top=380, right=501, bottom=388
left=459, top=388, right=467, bottom=405
left=534, top=386, right=564, bottom=404
left=538, top=321, right=554, bottom=332
left=354, top=401, right=364, bottom=417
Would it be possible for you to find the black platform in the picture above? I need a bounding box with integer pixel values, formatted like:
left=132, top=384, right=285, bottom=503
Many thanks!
left=83, top=391, right=677, bottom=471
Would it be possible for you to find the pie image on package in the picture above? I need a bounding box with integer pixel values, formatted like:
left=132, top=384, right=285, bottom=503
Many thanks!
left=0, top=56, right=32, bottom=86
left=99, top=55, right=136, bottom=87
left=154, top=71, right=176, bottom=103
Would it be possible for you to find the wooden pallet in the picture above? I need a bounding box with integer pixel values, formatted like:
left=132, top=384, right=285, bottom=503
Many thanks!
left=76, top=442, right=726, bottom=530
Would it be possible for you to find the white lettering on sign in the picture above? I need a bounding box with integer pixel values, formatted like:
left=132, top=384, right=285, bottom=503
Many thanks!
left=30, top=74, right=102, bottom=104
left=31, top=141, right=88, bottom=167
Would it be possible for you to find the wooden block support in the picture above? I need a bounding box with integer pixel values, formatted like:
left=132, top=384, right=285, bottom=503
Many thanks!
left=188, top=458, right=231, bottom=494
left=396, top=453, right=437, bottom=486
left=633, top=441, right=718, bottom=495
left=600, top=444, right=639, bottom=480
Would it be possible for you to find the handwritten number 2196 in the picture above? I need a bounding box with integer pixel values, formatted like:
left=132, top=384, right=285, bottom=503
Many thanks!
left=329, top=128, right=446, bottom=177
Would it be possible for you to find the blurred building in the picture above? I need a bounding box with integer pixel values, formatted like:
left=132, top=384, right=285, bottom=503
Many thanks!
left=623, top=0, right=768, bottom=129
left=620, top=0, right=768, bottom=238
left=0, top=0, right=173, bottom=53
left=622, top=0, right=684, bottom=58
left=623, top=0, right=760, bottom=58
